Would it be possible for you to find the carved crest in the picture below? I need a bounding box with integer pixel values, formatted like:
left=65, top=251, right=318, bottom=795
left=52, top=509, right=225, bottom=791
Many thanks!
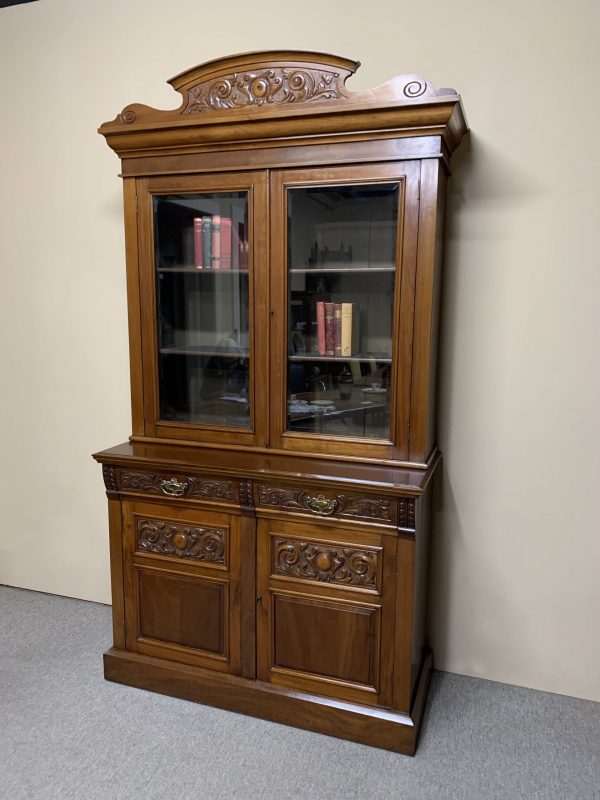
left=185, top=68, right=343, bottom=113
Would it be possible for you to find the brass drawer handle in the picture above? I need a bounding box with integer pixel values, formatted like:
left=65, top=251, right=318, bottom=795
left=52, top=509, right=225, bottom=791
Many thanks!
left=160, top=477, right=188, bottom=497
left=305, top=494, right=337, bottom=516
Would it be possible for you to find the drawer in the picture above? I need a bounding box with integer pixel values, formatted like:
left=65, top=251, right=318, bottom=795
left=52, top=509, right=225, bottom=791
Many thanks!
left=110, top=466, right=238, bottom=507
left=257, top=482, right=399, bottom=527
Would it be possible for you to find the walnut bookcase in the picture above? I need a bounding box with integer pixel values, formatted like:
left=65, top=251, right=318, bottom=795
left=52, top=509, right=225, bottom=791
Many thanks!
left=94, top=50, right=467, bottom=755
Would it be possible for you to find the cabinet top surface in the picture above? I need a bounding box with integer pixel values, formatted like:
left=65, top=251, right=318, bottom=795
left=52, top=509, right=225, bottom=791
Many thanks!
left=98, top=50, right=468, bottom=158
left=93, top=442, right=439, bottom=496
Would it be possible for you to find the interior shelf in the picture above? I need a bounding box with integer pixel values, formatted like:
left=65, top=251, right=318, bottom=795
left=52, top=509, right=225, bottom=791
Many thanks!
left=160, top=347, right=250, bottom=358
left=288, top=354, right=392, bottom=363
left=289, top=267, right=395, bottom=274
left=157, top=268, right=250, bottom=274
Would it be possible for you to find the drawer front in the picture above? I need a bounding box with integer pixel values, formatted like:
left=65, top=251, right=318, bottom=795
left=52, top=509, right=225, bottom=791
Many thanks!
left=257, top=483, right=398, bottom=527
left=115, top=467, right=237, bottom=506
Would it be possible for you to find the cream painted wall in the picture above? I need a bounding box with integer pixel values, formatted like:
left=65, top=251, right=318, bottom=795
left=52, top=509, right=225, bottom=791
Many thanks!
left=0, top=0, right=598, bottom=701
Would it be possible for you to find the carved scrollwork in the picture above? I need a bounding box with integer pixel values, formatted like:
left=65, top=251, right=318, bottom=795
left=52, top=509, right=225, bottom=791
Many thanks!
left=258, top=485, right=392, bottom=522
left=185, top=68, right=343, bottom=113
left=137, top=518, right=225, bottom=563
left=238, top=479, right=254, bottom=510
left=120, top=471, right=233, bottom=500
left=398, top=498, right=416, bottom=530
left=102, top=465, right=118, bottom=494
left=273, top=538, right=377, bottom=588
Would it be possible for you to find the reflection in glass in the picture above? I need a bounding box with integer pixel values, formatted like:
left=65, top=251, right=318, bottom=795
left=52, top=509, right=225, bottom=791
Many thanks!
left=286, top=184, right=398, bottom=440
left=154, top=193, right=250, bottom=427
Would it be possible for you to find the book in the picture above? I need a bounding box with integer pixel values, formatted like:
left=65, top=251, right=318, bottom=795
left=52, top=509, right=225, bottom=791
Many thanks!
left=334, top=303, right=342, bottom=357
left=341, top=302, right=359, bottom=356
left=316, top=301, right=326, bottom=356
left=220, top=217, right=232, bottom=269
left=202, top=217, right=212, bottom=269
left=324, top=302, right=335, bottom=356
left=193, top=217, right=203, bottom=268
left=211, top=215, right=221, bottom=269
left=232, top=221, right=240, bottom=268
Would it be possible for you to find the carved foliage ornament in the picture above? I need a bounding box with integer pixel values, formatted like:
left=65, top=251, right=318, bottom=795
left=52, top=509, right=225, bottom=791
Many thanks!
left=137, top=518, right=225, bottom=563
left=185, top=68, right=343, bottom=113
left=120, top=471, right=233, bottom=500
left=258, top=485, right=392, bottom=522
left=274, top=538, right=377, bottom=589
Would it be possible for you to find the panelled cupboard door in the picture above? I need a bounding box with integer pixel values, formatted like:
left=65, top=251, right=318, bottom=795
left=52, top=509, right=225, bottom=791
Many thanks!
left=269, top=163, right=421, bottom=461
left=136, top=172, right=269, bottom=446
left=256, top=517, right=397, bottom=707
left=122, top=500, right=243, bottom=674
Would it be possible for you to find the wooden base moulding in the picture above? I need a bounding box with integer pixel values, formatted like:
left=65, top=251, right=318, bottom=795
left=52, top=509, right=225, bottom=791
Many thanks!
left=104, top=646, right=433, bottom=755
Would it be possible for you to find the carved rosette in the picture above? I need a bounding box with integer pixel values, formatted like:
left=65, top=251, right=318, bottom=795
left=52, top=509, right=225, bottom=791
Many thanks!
left=258, top=485, right=392, bottom=522
left=398, top=498, right=416, bottom=530
left=273, top=538, right=377, bottom=589
left=120, top=471, right=233, bottom=500
left=137, top=518, right=225, bottom=563
left=185, top=68, right=343, bottom=113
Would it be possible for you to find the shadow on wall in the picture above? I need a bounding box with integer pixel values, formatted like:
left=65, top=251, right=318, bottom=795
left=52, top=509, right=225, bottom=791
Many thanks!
left=427, top=130, right=549, bottom=670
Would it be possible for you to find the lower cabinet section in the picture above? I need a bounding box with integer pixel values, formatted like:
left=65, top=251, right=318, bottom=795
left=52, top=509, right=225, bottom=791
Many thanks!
left=107, top=484, right=429, bottom=754
left=122, top=500, right=242, bottom=674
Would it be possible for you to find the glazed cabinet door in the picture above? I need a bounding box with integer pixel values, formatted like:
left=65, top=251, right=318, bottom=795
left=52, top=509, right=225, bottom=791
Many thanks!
left=269, top=163, right=420, bottom=461
left=135, top=172, right=269, bottom=446
left=121, top=500, right=243, bottom=674
left=256, top=517, right=398, bottom=707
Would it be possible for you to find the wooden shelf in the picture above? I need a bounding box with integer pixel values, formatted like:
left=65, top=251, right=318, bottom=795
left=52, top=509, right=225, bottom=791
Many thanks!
left=289, top=354, right=392, bottom=364
left=160, top=347, right=250, bottom=358
left=158, top=268, right=249, bottom=274
left=289, top=267, right=395, bottom=274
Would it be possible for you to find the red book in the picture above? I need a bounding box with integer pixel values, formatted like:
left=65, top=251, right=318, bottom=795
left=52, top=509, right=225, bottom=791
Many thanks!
left=325, top=302, right=335, bottom=356
left=211, top=215, right=221, bottom=269
left=193, top=217, right=203, bottom=268
left=334, top=303, right=342, bottom=357
left=220, top=217, right=232, bottom=269
left=232, top=221, right=240, bottom=268
left=316, top=301, right=326, bottom=356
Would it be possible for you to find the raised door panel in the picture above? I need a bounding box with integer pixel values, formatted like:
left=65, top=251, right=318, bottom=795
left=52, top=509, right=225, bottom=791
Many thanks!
left=257, top=517, right=397, bottom=706
left=122, top=500, right=242, bottom=674
left=269, top=162, right=421, bottom=462
left=136, top=171, right=269, bottom=447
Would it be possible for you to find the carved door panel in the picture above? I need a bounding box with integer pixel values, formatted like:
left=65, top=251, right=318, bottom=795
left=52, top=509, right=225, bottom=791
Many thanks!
left=256, top=517, right=397, bottom=706
left=122, top=500, right=243, bottom=675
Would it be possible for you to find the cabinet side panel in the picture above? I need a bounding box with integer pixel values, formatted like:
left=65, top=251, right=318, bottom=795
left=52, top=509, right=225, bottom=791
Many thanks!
left=409, top=160, right=446, bottom=462
left=411, top=485, right=432, bottom=699
left=108, top=499, right=126, bottom=649
left=123, top=178, right=145, bottom=436
left=425, top=168, right=447, bottom=459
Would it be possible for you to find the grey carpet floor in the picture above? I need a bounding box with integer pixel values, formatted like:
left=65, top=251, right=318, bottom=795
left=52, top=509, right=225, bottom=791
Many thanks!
left=0, top=586, right=598, bottom=800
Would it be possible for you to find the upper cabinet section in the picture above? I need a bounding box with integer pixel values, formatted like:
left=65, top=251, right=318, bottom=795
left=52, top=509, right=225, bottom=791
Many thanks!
left=99, top=52, right=467, bottom=467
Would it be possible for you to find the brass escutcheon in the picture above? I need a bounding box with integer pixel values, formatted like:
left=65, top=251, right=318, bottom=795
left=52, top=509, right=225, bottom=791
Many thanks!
left=305, top=494, right=337, bottom=516
left=160, top=477, right=188, bottom=497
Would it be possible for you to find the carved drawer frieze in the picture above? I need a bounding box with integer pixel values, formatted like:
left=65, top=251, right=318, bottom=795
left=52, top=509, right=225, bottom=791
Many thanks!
left=273, top=537, right=378, bottom=589
left=258, top=485, right=394, bottom=524
left=136, top=518, right=226, bottom=564
left=119, top=470, right=234, bottom=501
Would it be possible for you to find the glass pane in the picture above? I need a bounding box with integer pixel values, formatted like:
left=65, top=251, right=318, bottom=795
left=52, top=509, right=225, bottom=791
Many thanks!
left=154, top=192, right=250, bottom=428
left=286, top=183, right=398, bottom=440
